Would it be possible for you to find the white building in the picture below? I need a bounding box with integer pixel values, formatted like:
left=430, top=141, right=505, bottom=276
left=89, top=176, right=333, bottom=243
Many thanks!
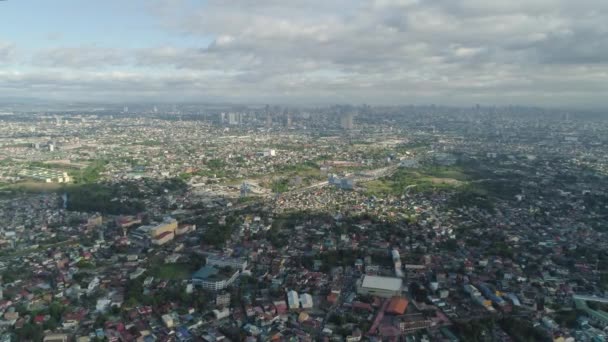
left=192, top=265, right=240, bottom=291
left=287, top=290, right=300, bottom=310
left=228, top=112, right=239, bottom=125
left=96, top=299, right=111, bottom=313
left=299, top=293, right=313, bottom=309
left=356, top=275, right=403, bottom=298
left=162, top=314, right=175, bottom=328
left=256, top=149, right=276, bottom=157
left=213, top=308, right=230, bottom=320
left=87, top=277, right=100, bottom=294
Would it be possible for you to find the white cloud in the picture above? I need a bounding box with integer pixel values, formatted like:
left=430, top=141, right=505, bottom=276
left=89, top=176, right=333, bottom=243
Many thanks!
left=2, top=0, right=608, bottom=106
left=0, top=41, right=16, bottom=63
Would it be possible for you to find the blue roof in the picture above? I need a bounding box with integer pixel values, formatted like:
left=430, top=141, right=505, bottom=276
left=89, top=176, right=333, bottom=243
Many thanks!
left=192, top=265, right=220, bottom=280
left=177, top=326, right=191, bottom=338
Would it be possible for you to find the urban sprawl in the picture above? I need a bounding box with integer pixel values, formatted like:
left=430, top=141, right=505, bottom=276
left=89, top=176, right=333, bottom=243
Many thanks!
left=0, top=105, right=607, bottom=342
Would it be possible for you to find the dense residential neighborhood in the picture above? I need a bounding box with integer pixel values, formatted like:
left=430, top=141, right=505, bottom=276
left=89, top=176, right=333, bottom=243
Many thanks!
left=0, top=106, right=607, bottom=341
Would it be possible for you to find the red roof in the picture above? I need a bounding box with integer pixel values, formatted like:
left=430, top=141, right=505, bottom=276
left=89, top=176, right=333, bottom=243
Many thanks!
left=154, top=231, right=173, bottom=240
left=350, top=301, right=373, bottom=311
left=386, top=296, right=408, bottom=315
left=326, top=293, right=338, bottom=304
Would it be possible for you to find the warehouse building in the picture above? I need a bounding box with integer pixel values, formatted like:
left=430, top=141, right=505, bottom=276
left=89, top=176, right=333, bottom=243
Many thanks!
left=357, top=275, right=403, bottom=298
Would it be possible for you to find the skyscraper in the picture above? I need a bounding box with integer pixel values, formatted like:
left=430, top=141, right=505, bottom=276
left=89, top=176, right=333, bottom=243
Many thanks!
left=286, top=112, right=292, bottom=128
left=340, top=112, right=354, bottom=130
left=228, top=112, right=239, bottom=125
left=265, top=104, right=272, bottom=128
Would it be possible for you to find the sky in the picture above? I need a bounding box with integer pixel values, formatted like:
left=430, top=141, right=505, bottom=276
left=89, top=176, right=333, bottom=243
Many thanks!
left=1, top=0, right=608, bottom=107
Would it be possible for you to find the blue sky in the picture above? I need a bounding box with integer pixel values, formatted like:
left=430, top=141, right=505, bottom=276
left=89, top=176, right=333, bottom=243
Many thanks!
left=0, top=0, right=607, bottom=106
left=1, top=0, right=210, bottom=48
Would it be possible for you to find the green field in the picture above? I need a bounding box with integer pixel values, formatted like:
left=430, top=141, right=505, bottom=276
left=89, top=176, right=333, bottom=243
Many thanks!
left=70, top=160, right=108, bottom=184
left=362, top=166, right=468, bottom=196
left=273, top=161, right=322, bottom=178
left=149, top=263, right=194, bottom=280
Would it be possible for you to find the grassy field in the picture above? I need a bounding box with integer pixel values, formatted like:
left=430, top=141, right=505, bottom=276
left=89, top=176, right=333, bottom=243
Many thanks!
left=273, top=162, right=322, bottom=178
left=362, top=166, right=468, bottom=196
left=149, top=263, right=194, bottom=280
left=363, top=180, right=395, bottom=195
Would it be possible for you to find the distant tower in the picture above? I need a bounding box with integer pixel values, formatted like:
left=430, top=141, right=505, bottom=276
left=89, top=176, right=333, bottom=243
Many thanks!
left=265, top=105, right=272, bottom=128
left=98, top=229, right=105, bottom=242
left=286, top=112, right=292, bottom=128
left=340, top=112, right=354, bottom=130
left=228, top=112, right=239, bottom=125
left=153, top=106, right=158, bottom=113
left=123, top=106, right=129, bottom=113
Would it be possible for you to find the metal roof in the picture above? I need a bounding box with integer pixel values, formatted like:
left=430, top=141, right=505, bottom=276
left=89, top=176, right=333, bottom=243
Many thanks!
left=361, top=275, right=402, bottom=291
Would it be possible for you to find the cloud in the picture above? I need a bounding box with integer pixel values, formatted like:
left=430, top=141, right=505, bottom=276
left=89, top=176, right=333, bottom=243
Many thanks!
left=32, top=46, right=128, bottom=69
left=2, top=0, right=608, bottom=106
left=0, top=41, right=16, bottom=63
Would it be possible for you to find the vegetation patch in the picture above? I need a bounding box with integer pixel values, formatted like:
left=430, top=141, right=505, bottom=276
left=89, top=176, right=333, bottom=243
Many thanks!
left=150, top=263, right=195, bottom=280
left=362, top=166, right=467, bottom=196
left=70, top=160, right=108, bottom=184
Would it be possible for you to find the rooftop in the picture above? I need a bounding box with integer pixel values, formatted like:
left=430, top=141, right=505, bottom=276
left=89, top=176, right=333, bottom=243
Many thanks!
left=192, top=265, right=237, bottom=282
left=386, top=296, right=408, bottom=315
left=361, top=275, right=403, bottom=291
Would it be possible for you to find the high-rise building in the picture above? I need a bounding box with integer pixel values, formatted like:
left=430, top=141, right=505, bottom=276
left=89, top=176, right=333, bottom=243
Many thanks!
left=341, top=112, right=355, bottom=130
left=286, top=112, right=292, bottom=128
left=266, top=113, right=272, bottom=127
left=228, top=112, right=239, bottom=125
left=265, top=105, right=272, bottom=128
